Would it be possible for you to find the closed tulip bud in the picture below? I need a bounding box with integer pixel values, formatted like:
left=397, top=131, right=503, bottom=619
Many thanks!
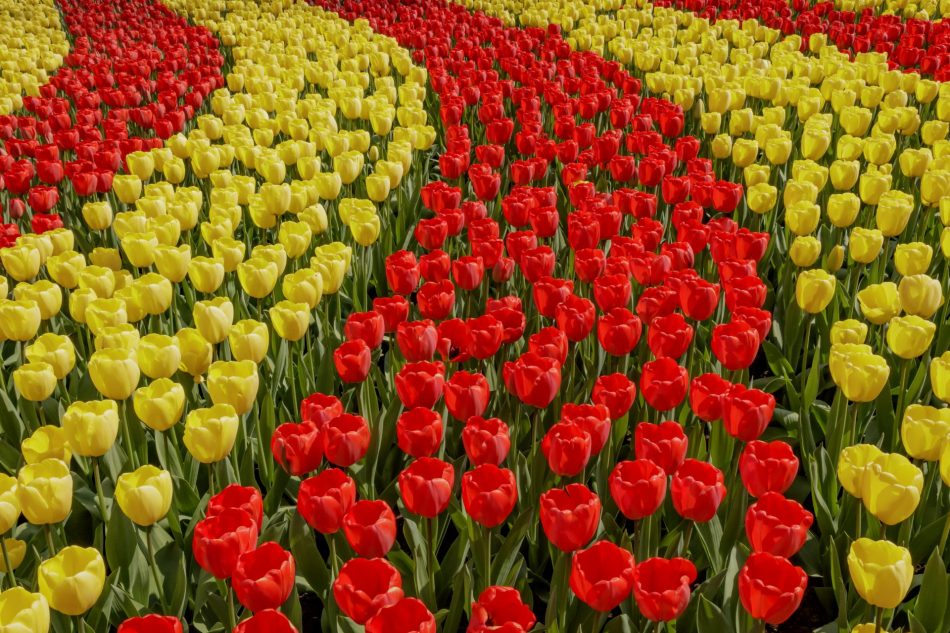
left=0, top=245, right=41, bottom=282
left=13, top=362, right=56, bottom=402
left=931, top=352, right=950, bottom=403
left=825, top=193, right=860, bottom=229
left=126, top=151, right=154, bottom=180
left=765, top=136, right=793, bottom=164
left=829, top=159, right=860, bottom=191
left=746, top=183, right=777, bottom=214
left=89, top=348, right=139, bottom=400
left=26, top=333, right=75, bottom=380
left=21, top=426, right=71, bottom=465
left=886, top=315, right=936, bottom=359
left=238, top=257, right=280, bottom=299
left=133, top=378, right=185, bottom=432
left=849, top=228, right=885, bottom=264
left=184, top=404, right=239, bottom=464
left=848, top=539, right=913, bottom=609
left=112, top=174, right=142, bottom=205
left=62, top=400, right=118, bottom=457
left=858, top=282, right=901, bottom=324
left=46, top=251, right=85, bottom=290
left=831, top=347, right=891, bottom=402
left=922, top=170, right=950, bottom=207
left=207, top=361, right=259, bottom=416
left=0, top=539, right=25, bottom=572
left=710, top=134, right=732, bottom=159
left=876, top=191, right=914, bottom=237
left=81, top=201, right=113, bottom=231
left=366, top=173, right=391, bottom=203
left=136, top=334, right=180, bottom=380
left=787, top=236, right=820, bottom=268
left=115, top=465, right=173, bottom=527
left=270, top=300, right=310, bottom=342
left=901, top=405, right=950, bottom=461
left=831, top=320, right=868, bottom=345
left=17, top=458, right=72, bottom=524
left=0, top=299, right=41, bottom=341
left=786, top=201, right=820, bottom=236
left=729, top=138, right=755, bottom=165
left=350, top=214, right=381, bottom=247
left=187, top=257, right=225, bottom=295
left=893, top=243, right=932, bottom=276
left=176, top=328, right=213, bottom=379
left=153, top=245, right=191, bottom=283
left=38, top=546, right=105, bottom=615
left=0, top=474, right=19, bottom=534
left=899, top=275, right=943, bottom=318
left=795, top=269, right=835, bottom=313
left=193, top=298, right=234, bottom=345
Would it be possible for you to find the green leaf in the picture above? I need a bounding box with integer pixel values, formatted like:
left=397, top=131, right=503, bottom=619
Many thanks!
left=288, top=512, right=330, bottom=600
left=106, top=509, right=137, bottom=570
left=491, top=507, right=533, bottom=584
left=915, top=549, right=948, bottom=633
left=695, top=595, right=732, bottom=633
left=603, top=614, right=634, bottom=633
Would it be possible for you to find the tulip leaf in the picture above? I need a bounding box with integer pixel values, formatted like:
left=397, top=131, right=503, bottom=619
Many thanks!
left=156, top=539, right=188, bottom=617
left=915, top=549, right=947, bottom=633
left=106, top=507, right=137, bottom=570
left=908, top=612, right=929, bottom=633
left=911, top=512, right=949, bottom=563
left=491, top=507, right=533, bottom=584
left=695, top=595, right=732, bottom=633
left=828, top=534, right=849, bottom=630
left=288, top=512, right=331, bottom=600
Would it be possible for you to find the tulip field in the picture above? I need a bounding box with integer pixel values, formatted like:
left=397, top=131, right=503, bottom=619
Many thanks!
left=4, top=0, right=950, bottom=631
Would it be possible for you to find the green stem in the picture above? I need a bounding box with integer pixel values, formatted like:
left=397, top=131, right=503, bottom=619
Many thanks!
left=424, top=517, right=438, bottom=610
left=223, top=581, right=237, bottom=631
left=482, top=524, right=492, bottom=592
left=44, top=524, right=56, bottom=555
left=0, top=538, right=17, bottom=588
left=93, top=458, right=109, bottom=553
left=208, top=462, right=217, bottom=495
left=120, top=400, right=139, bottom=469
left=874, top=606, right=883, bottom=633
left=591, top=610, right=606, bottom=633
left=939, top=506, right=950, bottom=554
left=893, top=360, right=910, bottom=451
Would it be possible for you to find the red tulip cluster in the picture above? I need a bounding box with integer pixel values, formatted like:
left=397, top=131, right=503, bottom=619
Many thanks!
left=0, top=0, right=222, bottom=243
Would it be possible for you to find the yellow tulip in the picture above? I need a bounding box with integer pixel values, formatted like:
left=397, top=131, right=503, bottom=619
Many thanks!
left=886, top=315, right=936, bottom=359
left=0, top=245, right=41, bottom=282
left=176, top=328, right=213, bottom=379
left=0, top=475, right=19, bottom=534
left=88, top=348, right=140, bottom=400
left=228, top=320, right=270, bottom=365
left=26, top=334, right=75, bottom=380
left=154, top=244, right=191, bottom=283
left=133, top=378, right=186, bottom=432
left=745, top=183, right=776, bottom=214
left=901, top=404, right=950, bottom=461
left=861, top=453, right=923, bottom=525
left=857, top=282, right=901, bottom=325
left=786, top=201, right=820, bottom=236
left=87, top=250, right=121, bottom=274
left=207, top=360, right=259, bottom=416
left=188, top=257, right=226, bottom=295
left=212, top=238, right=246, bottom=273
left=16, top=458, right=72, bottom=525
left=81, top=201, right=113, bottom=231
left=847, top=539, right=912, bottom=609
left=0, top=299, right=41, bottom=341
left=115, top=465, right=173, bottom=526
left=795, top=269, right=836, bottom=313
left=113, top=174, right=143, bottom=205
left=21, top=426, right=71, bottom=465
left=282, top=268, right=323, bottom=309
left=46, top=250, right=85, bottom=290
left=38, top=546, right=105, bottom=615
left=830, top=346, right=891, bottom=403
left=830, top=320, right=868, bottom=346
left=0, top=587, right=49, bottom=632
left=876, top=191, right=914, bottom=237
left=237, top=257, right=280, bottom=299
left=314, top=171, right=342, bottom=200
left=270, top=300, right=310, bottom=342
left=789, top=236, right=821, bottom=267
left=13, top=281, right=61, bottom=321
left=183, top=404, right=239, bottom=464
left=84, top=298, right=128, bottom=337
left=13, top=362, right=57, bottom=402
left=0, top=539, right=25, bottom=572
left=899, top=274, right=943, bottom=319
left=278, top=221, right=312, bottom=259
left=126, top=151, right=155, bottom=180
left=838, top=444, right=885, bottom=499
left=194, top=297, right=234, bottom=345
left=62, top=400, right=119, bottom=458
left=133, top=273, right=173, bottom=316
left=893, top=243, right=933, bottom=276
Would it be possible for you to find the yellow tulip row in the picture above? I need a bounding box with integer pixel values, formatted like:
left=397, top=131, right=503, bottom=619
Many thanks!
left=0, top=0, right=68, bottom=115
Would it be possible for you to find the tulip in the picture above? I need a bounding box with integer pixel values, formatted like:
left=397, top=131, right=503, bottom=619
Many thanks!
left=343, top=500, right=398, bottom=558
left=229, top=320, right=270, bottom=364
left=271, top=422, right=322, bottom=476
left=188, top=257, right=225, bottom=294
left=738, top=553, right=807, bottom=625
left=193, top=508, right=259, bottom=579
left=207, top=360, right=259, bottom=416
left=632, top=557, right=697, bottom=622
left=848, top=538, right=913, bottom=609
left=640, top=358, right=688, bottom=411
left=396, top=408, right=443, bottom=458
left=0, top=473, right=18, bottom=535
left=569, top=540, right=635, bottom=612
left=541, top=422, right=592, bottom=478
left=115, top=465, right=173, bottom=526
left=232, top=609, right=297, bottom=633
left=745, top=492, right=813, bottom=557
left=333, top=557, right=404, bottom=625
left=795, top=269, right=836, bottom=313
left=861, top=453, right=923, bottom=526
left=298, top=469, right=356, bottom=535
left=886, top=315, right=936, bottom=359
left=830, top=347, right=891, bottom=403
left=12, top=362, right=57, bottom=402
left=0, top=587, right=49, bottom=631
left=467, top=586, right=536, bottom=633
left=609, top=459, right=667, bottom=520
left=232, top=542, right=295, bottom=612
left=323, top=413, right=370, bottom=467
left=62, top=400, right=119, bottom=457
left=334, top=340, right=371, bottom=383
left=635, top=422, right=687, bottom=476
left=894, top=243, right=933, bottom=276
left=899, top=275, right=943, bottom=319
left=14, top=281, right=61, bottom=321
left=462, top=464, right=518, bottom=528
left=134, top=379, right=185, bottom=432
left=183, top=405, right=240, bottom=464
left=364, top=598, right=435, bottom=633
left=461, top=416, right=510, bottom=467
left=136, top=334, right=181, bottom=380
left=193, top=298, right=234, bottom=345
left=831, top=320, right=869, bottom=346
left=270, top=301, right=310, bottom=342
left=117, top=615, right=183, bottom=633
left=540, top=484, right=601, bottom=553
left=88, top=348, right=140, bottom=401
left=901, top=405, right=950, bottom=461
left=932, top=351, right=950, bottom=404
left=38, top=546, right=105, bottom=616
left=849, top=228, right=885, bottom=264
left=592, top=374, right=637, bottom=420
left=0, top=299, right=41, bottom=341
left=671, top=459, right=727, bottom=522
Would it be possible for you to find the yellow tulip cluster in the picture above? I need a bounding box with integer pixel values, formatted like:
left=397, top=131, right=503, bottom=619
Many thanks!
left=0, top=0, right=68, bottom=114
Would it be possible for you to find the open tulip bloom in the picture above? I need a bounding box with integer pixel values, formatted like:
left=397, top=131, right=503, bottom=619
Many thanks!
left=4, top=0, right=950, bottom=631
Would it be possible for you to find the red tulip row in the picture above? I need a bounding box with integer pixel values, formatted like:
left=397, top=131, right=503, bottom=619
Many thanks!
left=0, top=0, right=222, bottom=243
left=661, top=0, right=950, bottom=76
left=243, top=0, right=819, bottom=628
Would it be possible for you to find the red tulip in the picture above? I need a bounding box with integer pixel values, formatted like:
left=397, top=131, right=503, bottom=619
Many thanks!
left=592, top=373, right=637, bottom=420
left=445, top=371, right=490, bottom=421
left=300, top=393, right=343, bottom=430
left=519, top=245, right=555, bottom=283
left=745, top=492, right=814, bottom=557
left=635, top=421, right=688, bottom=476
left=415, top=216, right=449, bottom=250
left=465, top=315, right=503, bottom=360
left=417, top=279, right=455, bottom=320
left=540, top=484, right=601, bottom=552
left=541, top=422, right=592, bottom=477
left=232, top=542, right=295, bottom=612
left=462, top=464, right=518, bottom=528
left=555, top=294, right=596, bottom=342
left=232, top=610, right=297, bottom=633
left=485, top=301, right=526, bottom=344
left=365, top=597, right=436, bottom=633
left=345, top=311, right=385, bottom=349
left=385, top=250, right=420, bottom=295
left=723, top=275, right=768, bottom=311
left=739, top=440, right=799, bottom=497
left=343, top=500, right=398, bottom=558
left=609, top=459, right=667, bottom=520
left=671, top=459, right=727, bottom=523
left=334, top=340, right=372, bottom=383
left=452, top=255, right=485, bottom=290
left=27, top=185, right=58, bottom=213
left=732, top=306, right=773, bottom=342
left=117, top=615, right=183, bottom=633
left=462, top=416, right=511, bottom=466
left=592, top=273, right=631, bottom=313
left=395, top=361, right=445, bottom=409
left=560, top=403, right=611, bottom=455
left=437, top=318, right=469, bottom=361
left=271, top=421, right=322, bottom=476
left=688, top=373, right=733, bottom=423
left=467, top=586, right=536, bottom=633
left=574, top=248, right=606, bottom=282
left=569, top=540, right=636, bottom=612
left=647, top=313, right=694, bottom=360
left=297, top=468, right=357, bottom=534
left=192, top=509, right=259, bottom=579
left=398, top=457, right=455, bottom=518
left=532, top=276, right=574, bottom=319
left=396, top=407, right=443, bottom=458
left=712, top=320, right=761, bottom=371
left=640, top=358, right=689, bottom=412
left=636, top=286, right=678, bottom=324
left=504, top=352, right=561, bottom=408
left=597, top=308, right=642, bottom=356
left=333, top=557, right=404, bottom=625
left=632, top=557, right=697, bottom=622
left=530, top=206, right=559, bottom=238
left=419, top=250, right=451, bottom=282
left=527, top=327, right=569, bottom=366
left=397, top=320, right=439, bottom=362
left=678, top=278, right=720, bottom=321
left=723, top=385, right=776, bottom=442
left=738, top=553, right=808, bottom=625
left=373, top=296, right=410, bottom=332
left=322, top=414, right=371, bottom=467
left=207, top=485, right=263, bottom=530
